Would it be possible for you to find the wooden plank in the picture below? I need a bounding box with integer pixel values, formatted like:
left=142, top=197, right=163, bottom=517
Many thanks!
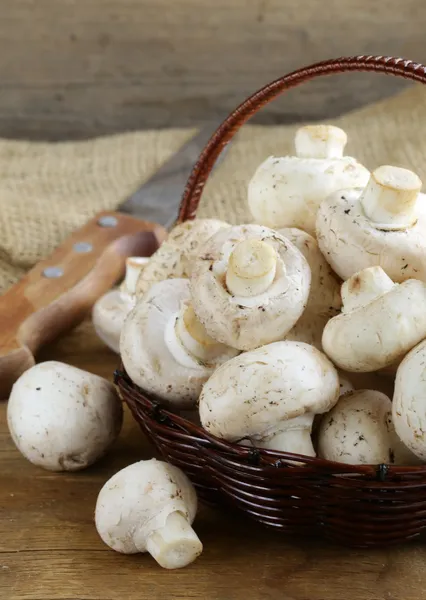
left=2, top=319, right=426, bottom=599
left=0, top=0, right=425, bottom=139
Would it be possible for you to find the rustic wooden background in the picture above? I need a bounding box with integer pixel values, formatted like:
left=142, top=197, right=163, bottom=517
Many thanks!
left=1, top=0, right=425, bottom=140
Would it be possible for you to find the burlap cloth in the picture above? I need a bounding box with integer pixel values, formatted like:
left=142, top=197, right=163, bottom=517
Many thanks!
left=1, top=84, right=425, bottom=294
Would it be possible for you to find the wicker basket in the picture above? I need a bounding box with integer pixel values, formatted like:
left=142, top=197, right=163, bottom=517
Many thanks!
left=116, top=55, right=426, bottom=548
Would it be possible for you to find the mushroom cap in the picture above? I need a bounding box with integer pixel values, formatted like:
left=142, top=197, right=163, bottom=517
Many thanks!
left=279, top=227, right=342, bottom=349
left=316, top=186, right=426, bottom=283
left=248, top=153, right=370, bottom=235
left=393, top=339, right=426, bottom=461
left=120, top=278, right=237, bottom=407
left=190, top=224, right=311, bottom=351
left=322, top=275, right=426, bottom=372
left=95, top=459, right=198, bottom=554
left=92, top=289, right=134, bottom=354
left=135, top=218, right=229, bottom=298
left=7, top=361, right=123, bottom=471
left=92, top=256, right=150, bottom=354
left=317, top=389, right=419, bottom=465
left=199, top=341, right=340, bottom=442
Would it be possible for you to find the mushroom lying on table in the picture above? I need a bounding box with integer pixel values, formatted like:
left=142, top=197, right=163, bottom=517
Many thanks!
left=316, top=164, right=426, bottom=282
left=92, top=256, right=149, bottom=353
left=317, top=389, right=420, bottom=465
left=95, top=459, right=203, bottom=569
left=135, top=218, right=229, bottom=298
left=199, top=341, right=340, bottom=457
left=120, top=278, right=239, bottom=408
left=279, top=227, right=341, bottom=349
left=393, top=338, right=426, bottom=462
left=7, top=361, right=123, bottom=471
left=190, top=224, right=311, bottom=351
left=322, top=266, right=426, bottom=372
left=247, top=125, right=370, bottom=236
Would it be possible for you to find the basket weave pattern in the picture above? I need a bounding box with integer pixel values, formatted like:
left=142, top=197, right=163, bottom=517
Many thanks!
left=117, top=56, right=426, bottom=547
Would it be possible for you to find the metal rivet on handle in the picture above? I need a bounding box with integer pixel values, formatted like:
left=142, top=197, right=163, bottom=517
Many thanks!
left=42, top=266, right=64, bottom=279
left=97, top=215, right=118, bottom=228
left=73, top=242, right=93, bottom=253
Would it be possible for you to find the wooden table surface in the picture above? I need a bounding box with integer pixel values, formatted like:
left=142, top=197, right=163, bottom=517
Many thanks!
left=1, top=320, right=426, bottom=599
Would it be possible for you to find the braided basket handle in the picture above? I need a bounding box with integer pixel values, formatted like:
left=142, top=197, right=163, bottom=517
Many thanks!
left=177, top=55, right=426, bottom=223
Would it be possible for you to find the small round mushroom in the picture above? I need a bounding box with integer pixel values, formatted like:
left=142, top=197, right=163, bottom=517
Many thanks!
left=120, top=278, right=239, bottom=408
left=316, top=164, right=426, bottom=282
left=135, top=218, right=229, bottom=298
left=190, top=224, right=311, bottom=351
left=7, top=361, right=123, bottom=471
left=247, top=125, right=370, bottom=235
left=317, top=390, right=420, bottom=465
left=279, top=227, right=341, bottom=349
left=92, top=256, right=149, bottom=353
left=199, top=341, right=340, bottom=457
left=393, top=338, right=426, bottom=461
left=322, top=266, right=426, bottom=372
left=95, top=459, right=202, bottom=569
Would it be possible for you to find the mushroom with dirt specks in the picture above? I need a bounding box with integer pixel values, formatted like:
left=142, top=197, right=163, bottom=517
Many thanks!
left=316, top=164, right=426, bottom=282
left=317, top=389, right=420, bottom=465
left=199, top=341, right=340, bottom=457
left=279, top=227, right=342, bottom=349
left=322, top=266, right=426, bottom=372
left=95, top=458, right=202, bottom=569
left=135, top=218, right=229, bottom=298
left=7, top=361, right=123, bottom=471
left=120, top=278, right=239, bottom=408
left=190, top=224, right=311, bottom=351
left=247, top=125, right=370, bottom=236
left=393, top=338, right=426, bottom=462
left=92, top=256, right=149, bottom=353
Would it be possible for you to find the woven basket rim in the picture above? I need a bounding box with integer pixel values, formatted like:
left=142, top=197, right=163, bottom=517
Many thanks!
left=115, top=369, right=426, bottom=479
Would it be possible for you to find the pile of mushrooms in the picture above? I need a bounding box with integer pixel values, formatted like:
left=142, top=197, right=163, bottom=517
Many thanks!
left=115, top=124, right=426, bottom=470
left=8, top=123, right=426, bottom=571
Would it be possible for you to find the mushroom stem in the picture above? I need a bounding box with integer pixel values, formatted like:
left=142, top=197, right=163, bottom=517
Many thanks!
left=165, top=304, right=230, bottom=368
left=258, top=428, right=315, bottom=456
left=294, top=125, right=347, bottom=159
left=120, top=256, right=150, bottom=299
left=341, top=266, right=395, bottom=314
left=143, top=511, right=203, bottom=570
left=255, top=414, right=316, bottom=456
left=360, top=165, right=422, bottom=230
left=226, top=239, right=278, bottom=297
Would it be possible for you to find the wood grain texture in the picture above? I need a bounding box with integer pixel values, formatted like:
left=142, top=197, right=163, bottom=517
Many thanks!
left=1, top=0, right=426, bottom=140
left=1, top=321, right=426, bottom=599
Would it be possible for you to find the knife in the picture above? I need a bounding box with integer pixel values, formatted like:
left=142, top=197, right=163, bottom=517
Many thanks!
left=0, top=122, right=224, bottom=398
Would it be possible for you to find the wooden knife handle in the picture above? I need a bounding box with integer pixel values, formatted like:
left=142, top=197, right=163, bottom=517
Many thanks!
left=0, top=211, right=166, bottom=398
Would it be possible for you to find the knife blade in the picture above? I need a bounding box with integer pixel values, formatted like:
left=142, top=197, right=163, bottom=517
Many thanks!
left=120, top=121, right=226, bottom=228
left=0, top=122, right=224, bottom=398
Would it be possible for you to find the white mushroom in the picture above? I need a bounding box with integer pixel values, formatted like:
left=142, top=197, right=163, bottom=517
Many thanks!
left=95, top=459, right=202, bottom=569
left=317, top=389, right=420, bottom=465
left=7, top=361, right=122, bottom=471
left=316, top=164, right=426, bottom=282
left=393, top=338, right=426, bottom=461
left=190, top=224, right=311, bottom=351
left=247, top=125, right=370, bottom=235
left=120, top=278, right=239, bottom=408
left=92, top=256, right=149, bottom=353
left=135, top=218, right=229, bottom=298
left=279, top=227, right=341, bottom=349
left=322, top=266, right=426, bottom=372
left=199, top=341, right=340, bottom=457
